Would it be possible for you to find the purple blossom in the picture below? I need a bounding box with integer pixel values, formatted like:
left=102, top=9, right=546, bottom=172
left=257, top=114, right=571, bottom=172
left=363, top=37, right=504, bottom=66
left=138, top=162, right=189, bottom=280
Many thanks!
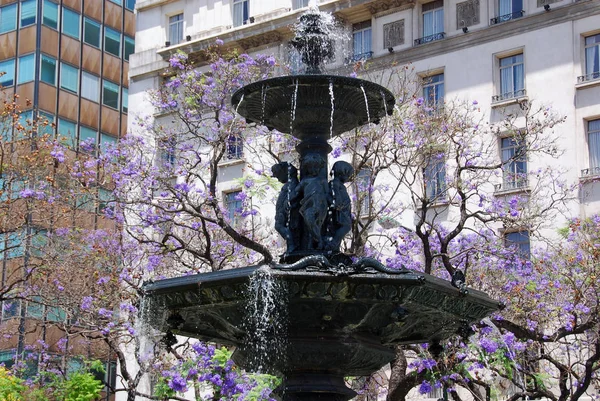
left=478, top=337, right=498, bottom=354
left=418, top=381, right=432, bottom=394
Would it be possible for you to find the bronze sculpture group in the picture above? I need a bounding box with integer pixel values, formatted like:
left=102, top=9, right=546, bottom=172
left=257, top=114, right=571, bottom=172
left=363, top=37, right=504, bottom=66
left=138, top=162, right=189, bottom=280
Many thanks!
left=272, top=157, right=354, bottom=255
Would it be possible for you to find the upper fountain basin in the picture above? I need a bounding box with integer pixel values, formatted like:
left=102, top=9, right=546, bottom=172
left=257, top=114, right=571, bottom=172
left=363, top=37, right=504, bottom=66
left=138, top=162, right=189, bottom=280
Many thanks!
left=231, top=75, right=395, bottom=140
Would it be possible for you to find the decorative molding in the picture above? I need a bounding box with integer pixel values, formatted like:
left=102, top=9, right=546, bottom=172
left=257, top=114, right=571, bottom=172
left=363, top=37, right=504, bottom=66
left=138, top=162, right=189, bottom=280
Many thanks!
left=237, top=32, right=283, bottom=50
left=456, top=0, right=480, bottom=29
left=383, top=19, right=405, bottom=48
left=365, top=0, right=415, bottom=16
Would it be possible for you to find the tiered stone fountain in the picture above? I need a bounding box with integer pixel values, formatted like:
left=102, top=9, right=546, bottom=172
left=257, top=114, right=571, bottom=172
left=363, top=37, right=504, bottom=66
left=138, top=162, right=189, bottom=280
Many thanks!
left=144, top=7, right=500, bottom=401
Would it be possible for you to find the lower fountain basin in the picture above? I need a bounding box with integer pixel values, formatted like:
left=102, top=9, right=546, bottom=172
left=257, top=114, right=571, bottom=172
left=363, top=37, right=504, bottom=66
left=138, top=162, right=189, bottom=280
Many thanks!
left=231, top=75, right=395, bottom=139
left=143, top=263, right=499, bottom=369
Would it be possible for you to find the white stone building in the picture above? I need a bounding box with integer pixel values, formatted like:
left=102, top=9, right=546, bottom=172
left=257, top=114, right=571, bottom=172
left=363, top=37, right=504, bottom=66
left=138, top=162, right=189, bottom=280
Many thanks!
left=126, top=0, right=600, bottom=399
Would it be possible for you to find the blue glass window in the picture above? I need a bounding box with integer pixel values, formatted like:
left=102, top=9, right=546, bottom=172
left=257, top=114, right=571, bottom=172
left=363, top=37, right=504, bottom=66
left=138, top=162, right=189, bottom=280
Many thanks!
left=20, top=0, right=37, bottom=27
left=38, top=111, right=54, bottom=136
left=232, top=0, right=248, bottom=27
left=126, top=0, right=136, bottom=10
left=60, top=62, right=78, bottom=93
left=43, top=0, right=58, bottom=29
left=504, top=231, right=530, bottom=259
left=122, top=87, right=128, bottom=113
left=0, top=4, right=17, bottom=33
left=124, top=35, right=134, bottom=61
left=225, top=191, right=243, bottom=223
left=0, top=59, right=15, bottom=87
left=18, top=54, right=35, bottom=84
left=40, top=54, right=57, bottom=85
left=83, top=17, right=100, bottom=47
left=104, top=27, right=121, bottom=57
left=62, top=8, right=80, bottom=39
left=352, top=21, right=372, bottom=61
left=79, top=126, right=97, bottom=150
left=16, top=110, right=33, bottom=140
left=100, top=132, right=117, bottom=153
left=499, top=54, right=524, bottom=99
left=102, top=80, right=119, bottom=109
left=424, top=153, right=446, bottom=200
left=501, top=136, right=527, bottom=190
left=423, top=73, right=444, bottom=109
left=58, top=118, right=77, bottom=148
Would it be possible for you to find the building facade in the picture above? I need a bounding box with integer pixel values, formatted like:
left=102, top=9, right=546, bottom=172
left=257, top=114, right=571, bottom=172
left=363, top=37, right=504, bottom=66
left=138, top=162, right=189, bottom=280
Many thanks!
left=0, top=0, right=136, bottom=398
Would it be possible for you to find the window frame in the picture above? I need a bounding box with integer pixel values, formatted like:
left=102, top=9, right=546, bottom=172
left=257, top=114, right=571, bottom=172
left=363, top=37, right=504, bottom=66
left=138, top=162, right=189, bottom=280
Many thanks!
left=226, top=133, right=243, bottom=160
left=232, top=0, right=249, bottom=27
left=493, top=50, right=526, bottom=103
left=57, top=118, right=77, bottom=148
left=20, top=0, right=37, bottom=28
left=586, top=119, right=600, bottom=176
left=124, top=35, right=135, bottom=61
left=0, top=58, right=15, bottom=87
left=503, top=230, right=530, bottom=260
left=42, top=0, right=58, bottom=29
left=102, top=80, right=120, bottom=109
left=422, top=71, right=444, bottom=109
left=423, top=152, right=446, bottom=201
left=17, top=53, right=35, bottom=84
left=83, top=17, right=101, bottom=48
left=422, top=0, right=444, bottom=37
left=224, top=190, right=243, bottom=224
left=352, top=21, right=372, bottom=61
left=81, top=71, right=100, bottom=102
left=59, top=62, right=79, bottom=94
left=0, top=3, right=18, bottom=34
left=61, top=7, right=80, bottom=39
left=168, top=13, right=183, bottom=45
left=499, top=135, right=527, bottom=191
left=104, top=27, right=121, bottom=57
left=40, top=54, right=57, bottom=85
left=583, top=33, right=600, bottom=82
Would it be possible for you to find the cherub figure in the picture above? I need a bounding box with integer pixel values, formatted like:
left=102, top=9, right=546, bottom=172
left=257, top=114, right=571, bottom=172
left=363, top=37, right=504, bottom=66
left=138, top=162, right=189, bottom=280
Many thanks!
left=291, top=154, right=330, bottom=250
left=326, top=161, right=354, bottom=251
left=271, top=162, right=300, bottom=253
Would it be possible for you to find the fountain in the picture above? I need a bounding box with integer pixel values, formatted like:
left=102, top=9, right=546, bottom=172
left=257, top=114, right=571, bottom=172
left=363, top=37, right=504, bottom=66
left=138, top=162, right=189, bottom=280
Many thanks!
left=143, top=7, right=501, bottom=401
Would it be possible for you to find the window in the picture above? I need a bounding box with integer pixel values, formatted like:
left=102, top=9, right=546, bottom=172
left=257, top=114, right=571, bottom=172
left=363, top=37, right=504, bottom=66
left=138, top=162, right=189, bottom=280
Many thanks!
left=504, top=231, right=530, bottom=259
left=232, top=0, right=249, bottom=27
left=495, top=53, right=525, bottom=101
left=159, top=137, right=176, bottom=166
left=0, top=59, right=15, bottom=87
left=418, top=0, right=443, bottom=43
left=126, top=0, right=136, bottom=11
left=43, top=0, right=58, bottom=29
left=493, top=0, right=523, bottom=23
left=109, top=0, right=122, bottom=4
left=17, top=54, right=35, bottom=84
left=0, top=350, right=16, bottom=369
left=26, top=297, right=44, bottom=319
left=1, top=300, right=20, bottom=320
left=40, top=54, right=57, bottom=85
left=122, top=87, right=128, bottom=113
left=38, top=111, right=54, bottom=136
left=226, top=134, right=243, bottom=160
left=293, top=0, right=309, bottom=9
left=3, top=231, right=24, bottom=258
left=60, top=62, right=78, bottom=93
left=0, top=3, right=17, bottom=33
left=582, top=33, right=600, bottom=83
left=79, top=126, right=97, bottom=150
left=423, top=73, right=444, bottom=109
left=20, top=0, right=37, bottom=27
left=103, top=80, right=120, bottom=109
left=352, top=21, right=372, bottom=61
left=423, top=153, right=446, bottom=200
left=124, top=36, right=135, bottom=61
left=586, top=119, right=600, bottom=176
left=62, top=8, right=80, bottom=39
left=168, top=14, right=183, bottom=45
left=356, top=168, right=372, bottom=216
left=225, top=191, right=243, bottom=223
left=104, top=27, right=121, bottom=57
left=500, top=136, right=527, bottom=191
left=81, top=72, right=100, bottom=102
left=16, top=110, right=33, bottom=140
left=100, top=133, right=117, bottom=154
left=58, top=118, right=77, bottom=147
left=83, top=18, right=101, bottom=47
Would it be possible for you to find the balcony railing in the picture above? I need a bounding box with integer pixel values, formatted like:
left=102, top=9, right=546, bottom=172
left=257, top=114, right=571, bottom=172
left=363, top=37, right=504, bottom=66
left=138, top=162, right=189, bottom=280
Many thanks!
left=414, top=32, right=445, bottom=46
left=492, top=89, right=527, bottom=103
left=577, top=72, right=600, bottom=84
left=350, top=51, right=373, bottom=62
left=495, top=179, right=528, bottom=193
left=490, top=10, right=524, bottom=25
left=581, top=167, right=600, bottom=178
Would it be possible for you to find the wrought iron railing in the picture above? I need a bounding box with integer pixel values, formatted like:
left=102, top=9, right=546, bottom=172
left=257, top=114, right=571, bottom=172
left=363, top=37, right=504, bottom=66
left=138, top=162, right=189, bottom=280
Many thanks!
left=494, top=179, right=528, bottom=193
left=577, top=72, right=600, bottom=84
left=581, top=167, right=600, bottom=178
left=492, top=89, right=527, bottom=103
left=490, top=10, right=524, bottom=25
left=414, top=32, right=445, bottom=46
left=350, top=51, right=373, bottom=62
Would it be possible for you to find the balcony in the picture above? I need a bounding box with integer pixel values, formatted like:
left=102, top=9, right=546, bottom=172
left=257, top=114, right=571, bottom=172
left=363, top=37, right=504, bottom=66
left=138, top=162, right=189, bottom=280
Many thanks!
left=577, top=72, right=600, bottom=84
left=581, top=167, right=600, bottom=179
left=492, top=89, right=527, bottom=103
left=349, top=51, right=373, bottom=62
left=494, top=179, right=528, bottom=194
left=414, top=32, right=445, bottom=46
left=490, top=10, right=524, bottom=25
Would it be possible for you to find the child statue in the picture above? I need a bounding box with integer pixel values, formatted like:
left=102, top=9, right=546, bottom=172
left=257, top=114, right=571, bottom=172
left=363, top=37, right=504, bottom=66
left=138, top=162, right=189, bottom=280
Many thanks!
left=291, top=154, right=330, bottom=250
left=326, top=161, right=354, bottom=251
left=271, top=162, right=300, bottom=253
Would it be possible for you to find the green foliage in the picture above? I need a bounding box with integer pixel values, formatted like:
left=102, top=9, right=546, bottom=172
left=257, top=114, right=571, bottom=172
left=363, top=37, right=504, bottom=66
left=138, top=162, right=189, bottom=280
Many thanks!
left=0, top=367, right=26, bottom=401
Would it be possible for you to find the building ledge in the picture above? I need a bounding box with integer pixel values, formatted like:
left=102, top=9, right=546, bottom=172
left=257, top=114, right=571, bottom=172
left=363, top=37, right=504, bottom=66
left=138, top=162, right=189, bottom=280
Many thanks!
left=491, top=95, right=528, bottom=108
left=575, top=77, right=600, bottom=90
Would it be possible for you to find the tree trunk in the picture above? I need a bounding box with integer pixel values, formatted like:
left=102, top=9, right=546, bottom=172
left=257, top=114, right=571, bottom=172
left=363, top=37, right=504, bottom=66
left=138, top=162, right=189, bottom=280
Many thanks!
left=387, top=347, right=419, bottom=401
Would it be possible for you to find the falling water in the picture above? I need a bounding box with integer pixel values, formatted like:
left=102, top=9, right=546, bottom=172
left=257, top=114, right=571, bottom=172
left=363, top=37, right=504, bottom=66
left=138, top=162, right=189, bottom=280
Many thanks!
left=290, top=79, right=299, bottom=135
left=381, top=91, right=388, bottom=120
left=261, top=85, right=267, bottom=125
left=243, top=266, right=288, bottom=373
left=361, top=85, right=371, bottom=124
left=329, top=81, right=335, bottom=139
left=232, top=93, right=244, bottom=130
